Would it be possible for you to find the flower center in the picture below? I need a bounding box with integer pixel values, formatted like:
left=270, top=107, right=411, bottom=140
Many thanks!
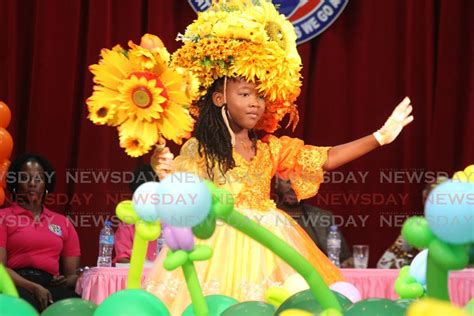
left=265, top=22, right=286, bottom=50
left=128, top=71, right=169, bottom=109
left=97, top=107, right=108, bottom=117
left=132, top=87, right=153, bottom=108
left=131, top=139, right=140, bottom=148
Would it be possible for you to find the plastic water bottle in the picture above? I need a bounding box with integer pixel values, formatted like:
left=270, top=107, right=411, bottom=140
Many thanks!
left=156, top=235, right=166, bottom=254
left=327, top=225, right=341, bottom=268
left=97, top=220, right=114, bottom=267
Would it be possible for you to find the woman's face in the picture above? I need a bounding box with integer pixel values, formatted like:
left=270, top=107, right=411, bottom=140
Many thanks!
left=17, top=161, right=46, bottom=205
left=215, top=78, right=266, bottom=131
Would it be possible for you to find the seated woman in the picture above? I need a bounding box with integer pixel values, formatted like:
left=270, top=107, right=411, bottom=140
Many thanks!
left=0, top=154, right=81, bottom=311
left=114, top=164, right=159, bottom=264
left=274, top=177, right=353, bottom=267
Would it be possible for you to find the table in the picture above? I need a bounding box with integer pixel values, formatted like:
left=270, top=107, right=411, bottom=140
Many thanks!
left=76, top=268, right=474, bottom=306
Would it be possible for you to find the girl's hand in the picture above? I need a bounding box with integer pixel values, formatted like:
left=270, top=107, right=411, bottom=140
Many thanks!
left=150, top=146, right=174, bottom=180
left=373, top=97, right=414, bottom=146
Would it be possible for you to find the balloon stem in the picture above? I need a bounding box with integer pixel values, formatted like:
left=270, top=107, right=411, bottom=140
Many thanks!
left=219, top=210, right=342, bottom=312
left=127, top=232, right=148, bottom=289
left=426, top=255, right=449, bottom=300
left=0, top=264, right=19, bottom=297
left=182, top=260, right=209, bottom=316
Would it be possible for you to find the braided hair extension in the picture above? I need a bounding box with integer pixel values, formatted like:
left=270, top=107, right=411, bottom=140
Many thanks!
left=194, top=78, right=258, bottom=180
left=194, top=78, right=234, bottom=180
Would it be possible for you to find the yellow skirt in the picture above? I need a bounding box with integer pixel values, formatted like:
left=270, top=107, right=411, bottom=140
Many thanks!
left=143, top=208, right=343, bottom=315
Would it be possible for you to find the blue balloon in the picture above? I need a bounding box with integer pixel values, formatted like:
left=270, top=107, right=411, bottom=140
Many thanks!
left=156, top=173, right=211, bottom=227
left=132, top=182, right=161, bottom=222
left=409, top=249, right=428, bottom=285
left=425, top=181, right=474, bottom=244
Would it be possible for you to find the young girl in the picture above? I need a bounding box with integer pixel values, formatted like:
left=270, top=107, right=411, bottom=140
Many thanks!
left=143, top=1, right=413, bottom=313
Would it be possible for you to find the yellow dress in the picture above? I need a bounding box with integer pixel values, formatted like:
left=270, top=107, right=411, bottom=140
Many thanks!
left=144, top=135, right=344, bottom=314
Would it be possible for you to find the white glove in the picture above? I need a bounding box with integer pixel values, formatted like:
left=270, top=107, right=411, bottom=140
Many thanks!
left=150, top=146, right=174, bottom=180
left=373, top=97, right=414, bottom=146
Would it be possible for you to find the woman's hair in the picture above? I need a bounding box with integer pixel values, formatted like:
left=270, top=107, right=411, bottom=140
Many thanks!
left=6, top=153, right=56, bottom=194
left=128, top=164, right=158, bottom=194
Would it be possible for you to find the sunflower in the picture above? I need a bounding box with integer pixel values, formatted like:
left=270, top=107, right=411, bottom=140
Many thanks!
left=118, top=73, right=169, bottom=122
left=156, top=102, right=194, bottom=145
left=87, top=86, right=127, bottom=126
left=119, top=135, right=154, bottom=158
left=88, top=102, right=116, bottom=125
left=87, top=33, right=196, bottom=157
left=118, top=117, right=158, bottom=157
left=89, top=49, right=134, bottom=90
left=243, top=0, right=300, bottom=63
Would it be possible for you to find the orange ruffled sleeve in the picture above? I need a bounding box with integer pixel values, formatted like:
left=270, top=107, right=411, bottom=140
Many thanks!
left=265, top=135, right=331, bottom=200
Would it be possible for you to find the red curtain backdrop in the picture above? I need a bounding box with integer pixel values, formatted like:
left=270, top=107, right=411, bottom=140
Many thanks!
left=1, top=0, right=473, bottom=267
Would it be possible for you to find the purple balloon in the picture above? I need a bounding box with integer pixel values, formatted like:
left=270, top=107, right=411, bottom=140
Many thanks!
left=163, top=225, right=195, bottom=251
left=329, top=281, right=362, bottom=303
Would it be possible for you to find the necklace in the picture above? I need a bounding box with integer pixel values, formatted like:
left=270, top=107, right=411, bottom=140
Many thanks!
left=239, top=139, right=254, bottom=151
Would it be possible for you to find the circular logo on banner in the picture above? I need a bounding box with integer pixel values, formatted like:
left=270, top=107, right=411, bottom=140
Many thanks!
left=187, top=0, right=349, bottom=45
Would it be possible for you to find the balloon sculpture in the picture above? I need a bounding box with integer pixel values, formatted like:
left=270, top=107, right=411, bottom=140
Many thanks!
left=396, top=165, right=474, bottom=303
left=0, top=101, right=13, bottom=205
left=0, top=264, right=37, bottom=315
left=115, top=172, right=343, bottom=316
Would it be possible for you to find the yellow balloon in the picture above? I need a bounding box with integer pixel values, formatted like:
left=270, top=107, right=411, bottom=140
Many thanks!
left=406, top=298, right=469, bottom=316
left=463, top=165, right=474, bottom=183
left=452, top=171, right=468, bottom=182
left=116, top=200, right=139, bottom=224
left=280, top=310, right=314, bottom=316
left=264, top=286, right=291, bottom=307
left=283, top=273, right=309, bottom=295
left=136, top=220, right=161, bottom=241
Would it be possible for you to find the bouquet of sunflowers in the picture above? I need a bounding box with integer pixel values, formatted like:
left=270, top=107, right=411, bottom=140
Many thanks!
left=87, top=34, right=198, bottom=157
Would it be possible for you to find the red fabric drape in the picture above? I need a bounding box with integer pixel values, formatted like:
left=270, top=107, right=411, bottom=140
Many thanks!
left=1, top=0, right=472, bottom=267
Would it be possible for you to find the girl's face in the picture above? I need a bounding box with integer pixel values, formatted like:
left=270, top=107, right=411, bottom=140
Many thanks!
left=214, top=78, right=266, bottom=131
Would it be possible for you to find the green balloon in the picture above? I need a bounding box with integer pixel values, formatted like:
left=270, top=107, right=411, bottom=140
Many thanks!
left=0, top=294, right=37, bottom=316
left=41, top=298, right=96, bottom=316
left=344, top=299, right=406, bottom=316
left=192, top=210, right=216, bottom=239
left=221, top=301, right=276, bottom=316
left=464, top=298, right=474, bottom=314
left=401, top=217, right=434, bottom=249
left=93, top=289, right=170, bottom=316
left=394, top=298, right=415, bottom=309
left=276, top=290, right=352, bottom=314
left=182, top=295, right=238, bottom=316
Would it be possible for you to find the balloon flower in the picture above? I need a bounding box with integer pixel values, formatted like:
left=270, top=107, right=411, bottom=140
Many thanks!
left=399, top=178, right=474, bottom=301
left=122, top=172, right=344, bottom=315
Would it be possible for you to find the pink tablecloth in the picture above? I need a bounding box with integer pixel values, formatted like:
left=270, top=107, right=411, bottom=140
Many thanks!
left=76, top=268, right=474, bottom=306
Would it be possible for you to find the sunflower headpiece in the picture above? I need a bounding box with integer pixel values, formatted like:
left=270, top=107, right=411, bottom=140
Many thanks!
left=87, top=34, right=198, bottom=157
left=172, top=0, right=302, bottom=132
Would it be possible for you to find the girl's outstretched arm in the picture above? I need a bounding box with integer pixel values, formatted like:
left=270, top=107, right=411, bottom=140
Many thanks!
left=323, top=97, right=414, bottom=171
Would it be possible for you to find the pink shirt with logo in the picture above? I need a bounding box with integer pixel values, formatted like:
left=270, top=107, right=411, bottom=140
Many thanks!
left=114, top=223, right=157, bottom=263
left=0, top=203, right=81, bottom=275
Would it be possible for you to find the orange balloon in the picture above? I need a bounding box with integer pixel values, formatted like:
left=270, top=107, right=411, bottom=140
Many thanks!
left=0, top=102, right=11, bottom=128
left=0, top=187, right=5, bottom=206
left=0, top=159, right=10, bottom=188
left=0, top=128, right=13, bottom=160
